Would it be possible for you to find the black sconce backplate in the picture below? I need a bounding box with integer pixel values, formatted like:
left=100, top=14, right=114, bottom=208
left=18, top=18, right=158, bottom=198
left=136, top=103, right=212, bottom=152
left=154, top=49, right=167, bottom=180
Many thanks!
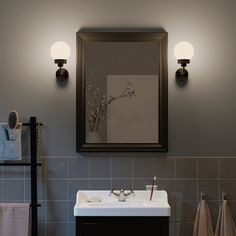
left=56, top=68, right=69, bottom=81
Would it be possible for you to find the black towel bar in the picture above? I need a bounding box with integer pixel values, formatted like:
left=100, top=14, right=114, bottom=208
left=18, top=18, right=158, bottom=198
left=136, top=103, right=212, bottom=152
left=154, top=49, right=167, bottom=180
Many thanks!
left=0, top=163, right=42, bottom=166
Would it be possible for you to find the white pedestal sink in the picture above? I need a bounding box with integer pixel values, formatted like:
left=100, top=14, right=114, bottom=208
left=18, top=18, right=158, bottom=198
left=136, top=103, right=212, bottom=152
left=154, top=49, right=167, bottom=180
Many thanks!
left=74, top=190, right=171, bottom=217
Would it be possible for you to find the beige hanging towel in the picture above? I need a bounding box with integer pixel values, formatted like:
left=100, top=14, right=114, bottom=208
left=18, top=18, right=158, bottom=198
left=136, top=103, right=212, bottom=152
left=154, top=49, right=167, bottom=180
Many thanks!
left=193, top=199, right=214, bottom=236
left=0, top=203, right=30, bottom=236
left=215, top=200, right=236, bottom=236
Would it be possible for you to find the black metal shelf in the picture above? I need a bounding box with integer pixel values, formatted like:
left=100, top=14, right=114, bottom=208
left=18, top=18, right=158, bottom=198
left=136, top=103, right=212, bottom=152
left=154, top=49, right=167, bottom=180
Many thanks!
left=0, top=117, right=42, bottom=236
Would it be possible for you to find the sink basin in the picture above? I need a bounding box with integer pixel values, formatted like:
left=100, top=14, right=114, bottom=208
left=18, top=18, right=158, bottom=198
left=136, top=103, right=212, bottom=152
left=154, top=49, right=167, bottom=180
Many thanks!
left=74, top=190, right=171, bottom=216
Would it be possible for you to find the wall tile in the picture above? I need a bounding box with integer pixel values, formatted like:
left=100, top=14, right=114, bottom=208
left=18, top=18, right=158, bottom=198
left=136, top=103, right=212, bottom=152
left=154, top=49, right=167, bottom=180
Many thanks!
left=38, top=223, right=46, bottom=236
left=158, top=179, right=175, bottom=201
left=176, top=201, right=197, bottom=222
left=89, top=179, right=110, bottom=190
left=176, top=158, right=197, bottom=178
left=175, top=180, right=197, bottom=200
left=111, top=158, right=132, bottom=178
left=46, top=158, right=67, bottom=178
left=68, top=179, right=89, bottom=201
left=198, top=158, right=218, bottom=178
left=46, top=179, right=67, bottom=200
left=68, top=223, right=75, bottom=236
left=133, top=179, right=153, bottom=190
left=86, top=153, right=131, bottom=159
left=3, top=179, right=24, bottom=201
left=0, top=179, right=2, bottom=201
left=47, top=223, right=67, bottom=236
left=133, top=158, right=155, bottom=178
left=169, top=200, right=176, bottom=222
left=176, top=222, right=194, bottom=236
left=38, top=201, right=46, bottom=223
left=47, top=200, right=67, bottom=222
left=198, top=179, right=219, bottom=200
left=3, top=166, right=24, bottom=178
left=111, top=179, right=132, bottom=190
left=68, top=158, right=89, bottom=178
left=68, top=201, right=75, bottom=223
left=155, top=158, right=175, bottom=178
left=220, top=158, right=236, bottom=178
left=220, top=180, right=236, bottom=200
left=169, top=222, right=176, bottom=236
left=90, top=158, right=110, bottom=178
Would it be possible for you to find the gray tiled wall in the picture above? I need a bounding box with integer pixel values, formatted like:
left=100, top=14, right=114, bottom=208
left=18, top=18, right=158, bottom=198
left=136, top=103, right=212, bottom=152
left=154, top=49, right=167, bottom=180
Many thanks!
left=1, top=156, right=236, bottom=236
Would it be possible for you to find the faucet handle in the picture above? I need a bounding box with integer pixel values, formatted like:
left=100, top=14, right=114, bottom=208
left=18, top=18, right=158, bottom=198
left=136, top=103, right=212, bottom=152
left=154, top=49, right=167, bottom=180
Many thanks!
left=124, top=189, right=135, bottom=197
left=109, top=189, right=120, bottom=197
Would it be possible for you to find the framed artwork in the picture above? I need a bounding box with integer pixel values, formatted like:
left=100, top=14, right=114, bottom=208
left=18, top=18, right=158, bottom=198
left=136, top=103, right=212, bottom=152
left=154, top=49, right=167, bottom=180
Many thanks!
left=76, top=30, right=168, bottom=152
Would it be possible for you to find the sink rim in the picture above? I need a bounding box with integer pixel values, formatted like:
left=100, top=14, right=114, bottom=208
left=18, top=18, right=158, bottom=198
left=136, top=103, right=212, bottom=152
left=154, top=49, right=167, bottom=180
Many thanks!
left=74, top=190, right=171, bottom=217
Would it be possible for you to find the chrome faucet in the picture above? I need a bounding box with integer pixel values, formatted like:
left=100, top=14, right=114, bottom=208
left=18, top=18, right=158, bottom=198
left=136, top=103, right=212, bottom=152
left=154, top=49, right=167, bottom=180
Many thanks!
left=109, top=189, right=135, bottom=202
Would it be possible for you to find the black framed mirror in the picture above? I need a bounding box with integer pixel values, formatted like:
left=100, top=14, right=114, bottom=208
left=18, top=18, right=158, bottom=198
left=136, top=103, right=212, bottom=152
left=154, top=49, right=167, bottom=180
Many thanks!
left=76, top=30, right=168, bottom=152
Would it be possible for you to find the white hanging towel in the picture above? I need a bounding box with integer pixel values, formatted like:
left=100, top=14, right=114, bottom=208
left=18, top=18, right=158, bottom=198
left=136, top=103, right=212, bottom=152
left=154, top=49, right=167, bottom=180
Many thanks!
left=0, top=203, right=30, bottom=236
left=193, top=199, right=214, bottom=236
left=0, top=123, right=22, bottom=160
left=215, top=200, right=236, bottom=236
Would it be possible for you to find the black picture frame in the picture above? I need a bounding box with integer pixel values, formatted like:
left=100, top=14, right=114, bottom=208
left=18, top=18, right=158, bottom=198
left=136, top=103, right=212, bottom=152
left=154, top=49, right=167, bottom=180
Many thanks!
left=76, top=30, right=168, bottom=152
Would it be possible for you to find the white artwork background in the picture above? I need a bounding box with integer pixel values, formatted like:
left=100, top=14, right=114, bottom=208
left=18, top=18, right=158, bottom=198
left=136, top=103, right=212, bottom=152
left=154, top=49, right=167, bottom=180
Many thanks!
left=107, top=75, right=159, bottom=143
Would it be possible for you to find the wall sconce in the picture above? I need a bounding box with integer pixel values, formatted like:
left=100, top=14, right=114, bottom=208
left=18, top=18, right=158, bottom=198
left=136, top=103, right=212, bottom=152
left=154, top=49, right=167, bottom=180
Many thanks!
left=174, top=41, right=194, bottom=81
left=50, top=41, right=71, bottom=81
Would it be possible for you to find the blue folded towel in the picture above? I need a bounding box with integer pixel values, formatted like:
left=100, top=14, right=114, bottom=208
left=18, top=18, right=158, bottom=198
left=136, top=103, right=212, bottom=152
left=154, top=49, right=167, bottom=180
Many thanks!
left=0, top=123, right=22, bottom=160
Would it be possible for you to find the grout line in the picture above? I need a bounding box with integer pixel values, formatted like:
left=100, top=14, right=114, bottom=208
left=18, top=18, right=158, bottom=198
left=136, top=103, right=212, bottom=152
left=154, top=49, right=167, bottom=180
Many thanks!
left=1, top=166, right=3, bottom=200
left=88, top=158, right=91, bottom=189
left=196, top=158, right=199, bottom=202
left=22, top=176, right=222, bottom=180
left=218, top=158, right=221, bottom=201
left=0, top=177, right=27, bottom=180
left=66, top=158, right=69, bottom=236
left=131, top=157, right=134, bottom=189
left=175, top=221, right=196, bottom=224
left=174, top=157, right=176, bottom=236
left=2, top=166, right=4, bottom=201
left=173, top=177, right=199, bottom=180
left=1, top=166, right=4, bottom=200
left=153, top=157, right=156, bottom=177
left=44, top=221, right=71, bottom=223
left=195, top=158, right=200, bottom=224
left=110, top=158, right=112, bottom=189
left=44, top=200, right=69, bottom=203
left=23, top=166, right=25, bottom=203
left=45, top=159, right=48, bottom=236
left=38, top=155, right=236, bottom=159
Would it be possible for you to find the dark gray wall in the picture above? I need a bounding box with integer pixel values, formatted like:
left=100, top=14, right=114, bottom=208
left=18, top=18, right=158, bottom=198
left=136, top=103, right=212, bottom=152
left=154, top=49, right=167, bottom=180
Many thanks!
left=1, top=0, right=236, bottom=156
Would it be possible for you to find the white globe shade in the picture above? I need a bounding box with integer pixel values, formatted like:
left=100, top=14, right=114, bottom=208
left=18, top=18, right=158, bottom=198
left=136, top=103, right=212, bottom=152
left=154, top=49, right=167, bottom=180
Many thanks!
left=174, top=41, right=194, bottom=60
left=50, top=41, right=71, bottom=60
